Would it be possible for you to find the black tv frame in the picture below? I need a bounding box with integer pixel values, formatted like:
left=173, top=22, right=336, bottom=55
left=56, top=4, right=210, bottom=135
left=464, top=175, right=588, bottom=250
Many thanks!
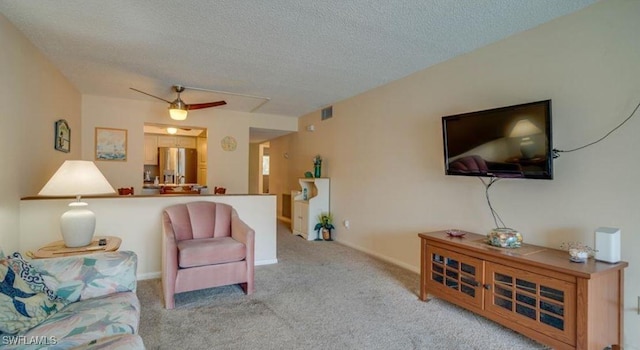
left=442, top=100, right=553, bottom=180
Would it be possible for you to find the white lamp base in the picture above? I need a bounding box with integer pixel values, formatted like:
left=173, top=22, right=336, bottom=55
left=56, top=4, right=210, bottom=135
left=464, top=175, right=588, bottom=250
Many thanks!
left=60, top=202, right=96, bottom=247
left=520, top=138, right=536, bottom=159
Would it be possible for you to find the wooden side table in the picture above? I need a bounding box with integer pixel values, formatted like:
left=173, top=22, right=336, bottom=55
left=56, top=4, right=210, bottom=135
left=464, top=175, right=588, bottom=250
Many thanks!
left=28, top=236, right=121, bottom=259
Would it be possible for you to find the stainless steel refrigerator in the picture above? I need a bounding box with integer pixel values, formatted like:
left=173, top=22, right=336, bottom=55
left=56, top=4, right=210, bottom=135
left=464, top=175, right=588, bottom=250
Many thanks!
left=158, top=147, right=198, bottom=184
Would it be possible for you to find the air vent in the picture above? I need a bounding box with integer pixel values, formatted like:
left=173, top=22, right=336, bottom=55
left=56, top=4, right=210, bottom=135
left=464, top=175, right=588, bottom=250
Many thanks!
left=321, top=106, right=333, bottom=120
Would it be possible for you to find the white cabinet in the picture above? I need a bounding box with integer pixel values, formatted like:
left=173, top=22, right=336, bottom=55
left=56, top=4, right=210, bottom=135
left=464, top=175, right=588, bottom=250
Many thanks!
left=177, top=136, right=196, bottom=148
left=156, top=135, right=175, bottom=147
left=157, top=135, right=196, bottom=148
left=292, top=201, right=309, bottom=236
left=292, top=178, right=330, bottom=240
left=144, top=135, right=158, bottom=165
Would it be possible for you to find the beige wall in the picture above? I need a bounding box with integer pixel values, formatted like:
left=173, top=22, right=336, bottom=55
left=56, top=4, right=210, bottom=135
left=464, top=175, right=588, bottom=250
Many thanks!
left=0, top=13, right=81, bottom=252
left=271, top=1, right=640, bottom=346
left=80, top=95, right=297, bottom=195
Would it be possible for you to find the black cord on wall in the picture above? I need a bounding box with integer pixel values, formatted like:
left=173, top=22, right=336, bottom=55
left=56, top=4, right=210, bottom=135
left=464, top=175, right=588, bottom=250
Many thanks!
left=476, top=98, right=639, bottom=229
left=553, top=99, right=640, bottom=158
left=478, top=177, right=506, bottom=229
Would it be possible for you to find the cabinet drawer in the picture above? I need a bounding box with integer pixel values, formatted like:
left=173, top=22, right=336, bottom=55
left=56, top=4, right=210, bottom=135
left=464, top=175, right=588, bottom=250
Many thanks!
left=485, top=262, right=576, bottom=346
left=425, top=245, right=484, bottom=310
left=176, top=136, right=196, bottom=148
left=157, top=135, right=177, bottom=147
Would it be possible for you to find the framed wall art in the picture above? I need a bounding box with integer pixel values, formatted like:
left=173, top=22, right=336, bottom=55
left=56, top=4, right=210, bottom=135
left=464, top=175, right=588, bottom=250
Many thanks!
left=95, top=127, right=127, bottom=161
left=54, top=119, right=70, bottom=153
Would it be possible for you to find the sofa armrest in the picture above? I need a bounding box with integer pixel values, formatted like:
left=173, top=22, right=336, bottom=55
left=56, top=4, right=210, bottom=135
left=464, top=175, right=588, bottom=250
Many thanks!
left=230, top=209, right=255, bottom=294
left=231, top=212, right=254, bottom=247
left=30, top=251, right=138, bottom=302
left=231, top=210, right=255, bottom=264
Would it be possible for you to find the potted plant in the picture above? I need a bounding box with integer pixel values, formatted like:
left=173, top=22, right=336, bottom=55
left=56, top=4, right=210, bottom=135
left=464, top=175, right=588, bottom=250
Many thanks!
left=314, top=212, right=335, bottom=241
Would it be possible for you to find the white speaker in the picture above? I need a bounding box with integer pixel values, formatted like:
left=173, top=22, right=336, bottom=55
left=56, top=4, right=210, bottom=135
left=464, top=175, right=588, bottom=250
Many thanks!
left=594, top=227, right=621, bottom=263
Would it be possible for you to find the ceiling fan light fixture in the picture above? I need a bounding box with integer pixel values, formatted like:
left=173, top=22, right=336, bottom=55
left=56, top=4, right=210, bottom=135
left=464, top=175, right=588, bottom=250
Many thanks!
left=169, top=96, right=188, bottom=120
left=169, top=108, right=187, bottom=120
left=130, top=85, right=225, bottom=120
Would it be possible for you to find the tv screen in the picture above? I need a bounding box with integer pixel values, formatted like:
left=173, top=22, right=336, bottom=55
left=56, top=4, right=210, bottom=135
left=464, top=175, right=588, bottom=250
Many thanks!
left=442, top=100, right=553, bottom=179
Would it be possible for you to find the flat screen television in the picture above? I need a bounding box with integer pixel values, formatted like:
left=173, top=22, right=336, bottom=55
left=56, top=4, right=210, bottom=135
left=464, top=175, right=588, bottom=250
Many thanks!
left=442, top=100, right=553, bottom=179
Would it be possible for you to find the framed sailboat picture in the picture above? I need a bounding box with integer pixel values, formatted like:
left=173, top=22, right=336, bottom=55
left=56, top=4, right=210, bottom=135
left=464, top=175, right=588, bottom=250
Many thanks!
left=95, top=127, right=127, bottom=161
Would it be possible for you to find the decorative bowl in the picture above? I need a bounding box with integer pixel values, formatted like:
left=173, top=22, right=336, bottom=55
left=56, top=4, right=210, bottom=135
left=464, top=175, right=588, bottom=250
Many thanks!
left=568, top=249, right=588, bottom=263
left=487, top=228, right=523, bottom=248
left=446, top=229, right=466, bottom=237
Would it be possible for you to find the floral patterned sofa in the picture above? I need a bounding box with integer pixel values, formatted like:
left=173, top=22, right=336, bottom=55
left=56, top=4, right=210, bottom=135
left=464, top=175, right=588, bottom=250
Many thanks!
left=0, top=250, right=144, bottom=349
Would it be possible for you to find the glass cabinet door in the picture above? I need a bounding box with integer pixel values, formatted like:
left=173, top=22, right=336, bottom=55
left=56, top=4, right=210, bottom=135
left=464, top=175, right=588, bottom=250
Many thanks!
left=484, top=262, right=576, bottom=347
left=426, top=246, right=484, bottom=310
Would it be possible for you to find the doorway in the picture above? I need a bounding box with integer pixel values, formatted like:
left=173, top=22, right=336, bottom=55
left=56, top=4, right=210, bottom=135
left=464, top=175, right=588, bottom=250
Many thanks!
left=258, top=142, right=270, bottom=194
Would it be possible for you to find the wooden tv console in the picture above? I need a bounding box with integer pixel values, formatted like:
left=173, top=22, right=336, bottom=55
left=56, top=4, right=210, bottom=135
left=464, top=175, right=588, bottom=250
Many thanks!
left=419, top=230, right=627, bottom=350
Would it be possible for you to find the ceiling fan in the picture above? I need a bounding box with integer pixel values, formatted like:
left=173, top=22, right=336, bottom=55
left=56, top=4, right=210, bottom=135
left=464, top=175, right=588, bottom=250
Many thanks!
left=130, top=85, right=226, bottom=120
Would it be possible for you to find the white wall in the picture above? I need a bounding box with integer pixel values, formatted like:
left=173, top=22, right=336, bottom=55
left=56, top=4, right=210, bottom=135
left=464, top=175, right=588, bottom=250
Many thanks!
left=0, top=13, right=81, bottom=252
left=271, top=1, right=640, bottom=347
left=80, top=95, right=297, bottom=196
left=20, top=195, right=277, bottom=279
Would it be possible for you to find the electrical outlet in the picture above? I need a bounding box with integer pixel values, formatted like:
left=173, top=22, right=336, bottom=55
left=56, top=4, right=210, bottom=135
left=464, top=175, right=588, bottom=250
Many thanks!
left=344, top=220, right=350, bottom=229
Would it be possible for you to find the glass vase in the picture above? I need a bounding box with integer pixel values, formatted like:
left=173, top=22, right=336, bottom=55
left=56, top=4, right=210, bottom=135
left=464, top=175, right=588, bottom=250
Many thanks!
left=314, top=163, right=321, bottom=178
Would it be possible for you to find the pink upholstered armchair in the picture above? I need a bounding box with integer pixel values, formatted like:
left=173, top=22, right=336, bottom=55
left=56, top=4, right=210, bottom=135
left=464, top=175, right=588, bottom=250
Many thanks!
left=162, top=201, right=255, bottom=309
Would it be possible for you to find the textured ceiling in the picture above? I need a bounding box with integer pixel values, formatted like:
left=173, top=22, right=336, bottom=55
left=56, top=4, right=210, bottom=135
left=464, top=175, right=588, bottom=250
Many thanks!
left=0, top=0, right=597, bottom=118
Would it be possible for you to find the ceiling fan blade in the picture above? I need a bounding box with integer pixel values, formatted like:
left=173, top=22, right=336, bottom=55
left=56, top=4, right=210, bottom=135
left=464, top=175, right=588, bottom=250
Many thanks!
left=130, top=88, right=172, bottom=104
left=187, top=101, right=227, bottom=110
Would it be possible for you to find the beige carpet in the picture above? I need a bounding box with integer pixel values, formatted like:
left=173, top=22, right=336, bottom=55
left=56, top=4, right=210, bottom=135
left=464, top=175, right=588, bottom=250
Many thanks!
left=136, top=221, right=549, bottom=350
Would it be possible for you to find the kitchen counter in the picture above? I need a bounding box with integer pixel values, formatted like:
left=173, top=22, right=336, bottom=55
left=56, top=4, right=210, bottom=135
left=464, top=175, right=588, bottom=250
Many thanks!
left=142, top=183, right=200, bottom=189
left=21, top=193, right=274, bottom=200
left=142, top=183, right=204, bottom=195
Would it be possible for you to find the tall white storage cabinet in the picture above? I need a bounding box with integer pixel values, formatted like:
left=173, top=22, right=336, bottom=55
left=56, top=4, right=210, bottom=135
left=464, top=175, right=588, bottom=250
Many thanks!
left=292, top=178, right=330, bottom=240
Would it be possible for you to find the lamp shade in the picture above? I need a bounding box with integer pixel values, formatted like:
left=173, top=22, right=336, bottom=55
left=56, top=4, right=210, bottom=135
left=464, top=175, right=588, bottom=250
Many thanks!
left=39, top=160, right=115, bottom=247
left=39, top=160, right=115, bottom=197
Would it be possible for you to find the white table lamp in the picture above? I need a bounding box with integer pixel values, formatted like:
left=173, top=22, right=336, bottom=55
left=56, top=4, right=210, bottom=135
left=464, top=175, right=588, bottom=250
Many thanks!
left=38, top=160, right=116, bottom=247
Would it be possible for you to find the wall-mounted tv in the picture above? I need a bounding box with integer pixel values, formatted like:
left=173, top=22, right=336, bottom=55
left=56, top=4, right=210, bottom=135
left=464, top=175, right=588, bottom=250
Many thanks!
left=442, top=100, right=553, bottom=179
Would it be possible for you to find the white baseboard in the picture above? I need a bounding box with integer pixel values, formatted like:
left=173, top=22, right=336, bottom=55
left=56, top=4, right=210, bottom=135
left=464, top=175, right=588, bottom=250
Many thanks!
left=335, top=240, right=419, bottom=274
left=138, top=271, right=161, bottom=280
left=137, top=259, right=278, bottom=280
left=256, top=258, right=278, bottom=266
